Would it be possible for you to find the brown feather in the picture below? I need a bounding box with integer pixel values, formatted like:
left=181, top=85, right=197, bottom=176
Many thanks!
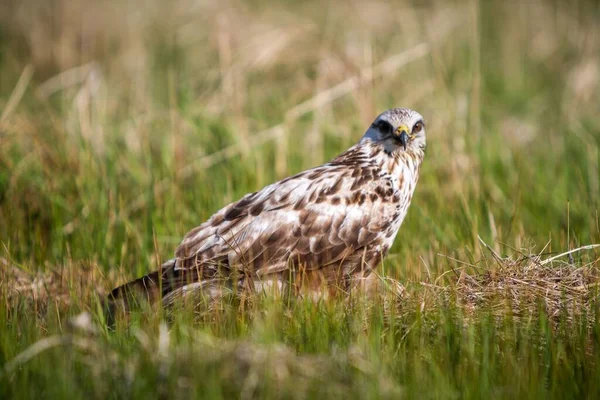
left=108, top=107, right=426, bottom=308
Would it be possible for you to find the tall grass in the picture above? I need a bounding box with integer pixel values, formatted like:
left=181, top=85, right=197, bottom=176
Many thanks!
left=1, top=0, right=600, bottom=398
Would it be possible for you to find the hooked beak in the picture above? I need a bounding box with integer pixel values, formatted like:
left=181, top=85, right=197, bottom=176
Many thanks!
left=394, top=125, right=410, bottom=150
left=398, top=130, right=409, bottom=150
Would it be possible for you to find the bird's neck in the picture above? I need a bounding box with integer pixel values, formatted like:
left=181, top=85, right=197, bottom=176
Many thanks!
left=330, top=142, right=424, bottom=186
left=365, top=142, right=424, bottom=179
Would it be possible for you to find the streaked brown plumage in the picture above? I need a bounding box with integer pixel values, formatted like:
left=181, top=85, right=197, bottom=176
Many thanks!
left=110, top=108, right=426, bottom=307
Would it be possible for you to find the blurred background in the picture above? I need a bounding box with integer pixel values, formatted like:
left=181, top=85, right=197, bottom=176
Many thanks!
left=1, top=2, right=600, bottom=398
left=0, top=0, right=599, bottom=282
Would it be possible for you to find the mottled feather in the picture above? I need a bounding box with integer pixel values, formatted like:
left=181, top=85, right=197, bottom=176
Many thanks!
left=110, top=107, right=426, bottom=306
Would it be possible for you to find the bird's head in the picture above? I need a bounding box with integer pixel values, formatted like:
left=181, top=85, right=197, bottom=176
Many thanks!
left=360, top=108, right=426, bottom=154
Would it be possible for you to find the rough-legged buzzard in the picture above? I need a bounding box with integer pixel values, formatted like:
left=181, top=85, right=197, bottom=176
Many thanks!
left=110, top=108, right=426, bottom=306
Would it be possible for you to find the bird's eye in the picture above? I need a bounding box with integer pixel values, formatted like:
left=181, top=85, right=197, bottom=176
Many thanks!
left=412, top=121, right=424, bottom=134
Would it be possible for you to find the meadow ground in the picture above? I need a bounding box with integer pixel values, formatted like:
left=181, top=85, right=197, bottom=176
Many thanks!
left=1, top=0, right=600, bottom=398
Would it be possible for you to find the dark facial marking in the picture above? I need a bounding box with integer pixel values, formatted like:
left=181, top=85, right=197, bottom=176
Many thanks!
left=373, top=119, right=394, bottom=136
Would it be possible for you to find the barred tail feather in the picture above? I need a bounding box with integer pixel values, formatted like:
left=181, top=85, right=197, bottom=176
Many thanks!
left=109, top=270, right=163, bottom=305
left=107, top=259, right=202, bottom=313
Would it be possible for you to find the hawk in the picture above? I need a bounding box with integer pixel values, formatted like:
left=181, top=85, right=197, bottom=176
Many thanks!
left=110, top=108, right=426, bottom=307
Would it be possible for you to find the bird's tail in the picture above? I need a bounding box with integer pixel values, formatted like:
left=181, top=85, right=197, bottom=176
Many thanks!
left=106, top=259, right=202, bottom=317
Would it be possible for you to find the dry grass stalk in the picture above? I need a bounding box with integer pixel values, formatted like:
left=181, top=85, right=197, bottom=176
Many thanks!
left=118, top=42, right=432, bottom=221
left=4, top=241, right=599, bottom=326
left=446, top=242, right=600, bottom=321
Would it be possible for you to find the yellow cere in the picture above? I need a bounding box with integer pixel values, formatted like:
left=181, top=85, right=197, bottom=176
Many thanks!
left=395, top=125, right=410, bottom=136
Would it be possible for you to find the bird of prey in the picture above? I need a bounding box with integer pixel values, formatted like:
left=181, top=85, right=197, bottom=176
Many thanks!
left=110, top=108, right=426, bottom=307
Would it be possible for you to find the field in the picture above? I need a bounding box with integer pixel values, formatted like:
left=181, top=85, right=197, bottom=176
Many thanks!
left=1, top=0, right=600, bottom=398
